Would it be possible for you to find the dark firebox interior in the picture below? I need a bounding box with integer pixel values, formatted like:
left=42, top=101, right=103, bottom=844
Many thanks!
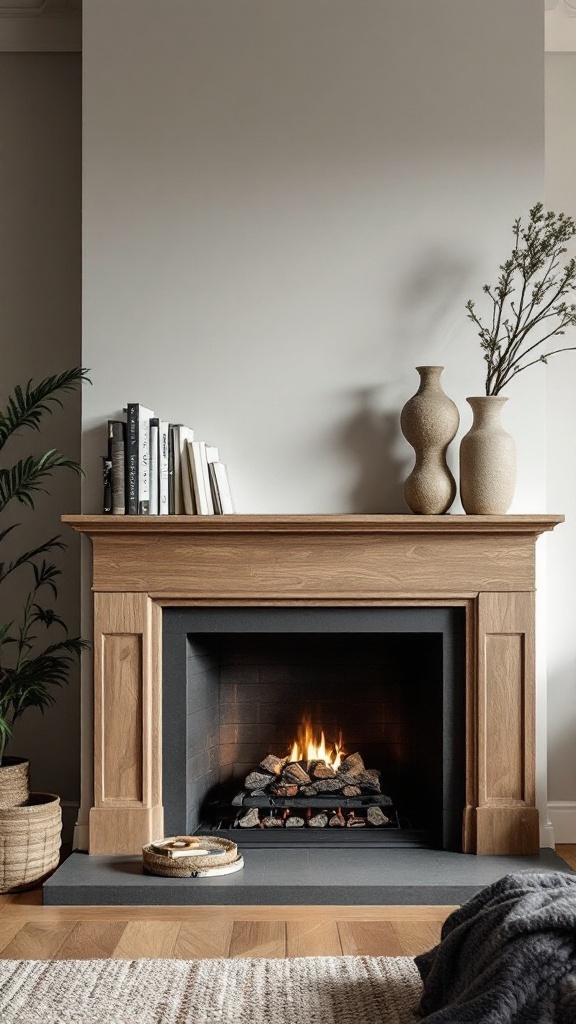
left=162, top=607, right=465, bottom=849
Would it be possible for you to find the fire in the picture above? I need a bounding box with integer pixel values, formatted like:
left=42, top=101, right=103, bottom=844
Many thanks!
left=288, top=717, right=344, bottom=770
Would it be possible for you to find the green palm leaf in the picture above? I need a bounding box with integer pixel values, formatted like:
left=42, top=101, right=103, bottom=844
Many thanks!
left=0, top=451, right=83, bottom=514
left=0, top=367, right=91, bottom=762
left=0, top=368, right=91, bottom=450
left=0, top=536, right=66, bottom=585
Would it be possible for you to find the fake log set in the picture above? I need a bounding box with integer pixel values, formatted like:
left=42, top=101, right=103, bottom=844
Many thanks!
left=236, top=751, right=394, bottom=829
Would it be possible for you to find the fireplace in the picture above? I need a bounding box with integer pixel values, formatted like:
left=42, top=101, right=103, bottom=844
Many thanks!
left=163, top=606, right=466, bottom=850
left=63, top=512, right=563, bottom=857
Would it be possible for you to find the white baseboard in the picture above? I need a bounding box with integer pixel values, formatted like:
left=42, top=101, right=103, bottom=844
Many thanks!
left=540, top=820, right=556, bottom=849
left=548, top=801, right=576, bottom=843
left=72, top=817, right=89, bottom=852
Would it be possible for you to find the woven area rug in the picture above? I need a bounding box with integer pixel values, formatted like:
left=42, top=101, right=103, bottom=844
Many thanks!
left=0, top=954, right=422, bottom=1024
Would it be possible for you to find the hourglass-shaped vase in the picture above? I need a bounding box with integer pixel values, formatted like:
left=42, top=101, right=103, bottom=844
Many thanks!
left=400, top=366, right=459, bottom=515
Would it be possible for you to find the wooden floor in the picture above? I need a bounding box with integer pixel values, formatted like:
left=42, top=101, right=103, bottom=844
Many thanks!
left=0, top=845, right=574, bottom=961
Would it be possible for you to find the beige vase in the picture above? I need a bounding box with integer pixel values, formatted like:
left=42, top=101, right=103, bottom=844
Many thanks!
left=400, top=366, right=459, bottom=515
left=459, top=396, right=516, bottom=514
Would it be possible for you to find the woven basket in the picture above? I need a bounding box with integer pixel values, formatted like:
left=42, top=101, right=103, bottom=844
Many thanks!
left=143, top=836, right=238, bottom=877
left=0, top=793, right=62, bottom=893
left=0, top=757, right=30, bottom=809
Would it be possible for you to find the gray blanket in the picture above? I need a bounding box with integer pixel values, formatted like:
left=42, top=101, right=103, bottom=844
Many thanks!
left=415, top=870, right=576, bottom=1023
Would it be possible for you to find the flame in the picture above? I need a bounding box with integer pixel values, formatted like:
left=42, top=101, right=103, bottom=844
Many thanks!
left=288, top=716, right=344, bottom=770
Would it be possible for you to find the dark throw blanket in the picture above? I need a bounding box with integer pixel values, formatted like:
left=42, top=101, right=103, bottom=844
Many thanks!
left=415, top=870, right=576, bottom=1023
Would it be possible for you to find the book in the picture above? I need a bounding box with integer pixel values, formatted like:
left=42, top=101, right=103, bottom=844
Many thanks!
left=167, top=425, right=175, bottom=514
left=170, top=424, right=194, bottom=514
left=149, top=418, right=159, bottom=515
left=126, top=403, right=155, bottom=515
left=107, top=419, right=126, bottom=515
left=125, top=405, right=138, bottom=514
left=187, top=439, right=211, bottom=515
left=102, top=457, right=113, bottom=514
left=179, top=426, right=196, bottom=515
left=210, top=461, right=235, bottom=514
left=205, top=444, right=219, bottom=514
left=158, top=420, right=170, bottom=515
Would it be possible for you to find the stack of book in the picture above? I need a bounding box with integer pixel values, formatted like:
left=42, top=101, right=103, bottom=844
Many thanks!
left=102, top=403, right=235, bottom=515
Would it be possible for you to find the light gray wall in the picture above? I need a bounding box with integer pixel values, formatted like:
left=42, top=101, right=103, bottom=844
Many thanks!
left=0, top=53, right=82, bottom=840
left=81, top=0, right=550, bottom=840
left=545, top=53, right=576, bottom=831
left=82, top=0, right=545, bottom=517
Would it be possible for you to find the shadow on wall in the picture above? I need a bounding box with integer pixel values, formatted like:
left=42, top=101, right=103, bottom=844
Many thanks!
left=341, top=387, right=409, bottom=514
left=394, top=247, right=474, bottom=358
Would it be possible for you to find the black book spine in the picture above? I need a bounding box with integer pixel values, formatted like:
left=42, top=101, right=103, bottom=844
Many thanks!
left=126, top=403, right=138, bottom=515
left=102, top=457, right=113, bottom=514
left=108, top=419, right=126, bottom=515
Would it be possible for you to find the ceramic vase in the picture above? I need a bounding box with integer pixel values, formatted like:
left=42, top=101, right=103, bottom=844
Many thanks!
left=400, top=366, right=459, bottom=515
left=459, top=396, right=516, bottom=514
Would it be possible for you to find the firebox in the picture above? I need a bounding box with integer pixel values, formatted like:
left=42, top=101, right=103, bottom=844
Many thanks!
left=162, top=606, right=466, bottom=850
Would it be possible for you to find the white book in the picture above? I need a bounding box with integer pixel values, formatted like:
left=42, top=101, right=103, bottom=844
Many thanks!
left=187, top=439, right=211, bottom=515
left=149, top=419, right=159, bottom=515
left=170, top=424, right=194, bottom=514
left=158, top=420, right=170, bottom=515
left=199, top=442, right=214, bottom=515
left=205, top=445, right=220, bottom=513
left=180, top=426, right=196, bottom=515
left=208, top=463, right=221, bottom=513
left=211, top=461, right=235, bottom=514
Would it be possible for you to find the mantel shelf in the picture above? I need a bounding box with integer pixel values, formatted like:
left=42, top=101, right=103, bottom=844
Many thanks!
left=63, top=513, right=564, bottom=537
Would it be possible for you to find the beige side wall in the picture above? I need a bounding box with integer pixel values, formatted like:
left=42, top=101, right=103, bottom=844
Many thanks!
left=0, top=53, right=82, bottom=840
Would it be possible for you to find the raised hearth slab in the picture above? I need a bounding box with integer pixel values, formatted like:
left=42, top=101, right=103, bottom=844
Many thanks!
left=43, top=848, right=572, bottom=906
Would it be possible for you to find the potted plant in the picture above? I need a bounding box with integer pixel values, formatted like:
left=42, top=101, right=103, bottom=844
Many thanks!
left=461, top=203, right=576, bottom=513
left=0, top=367, right=90, bottom=890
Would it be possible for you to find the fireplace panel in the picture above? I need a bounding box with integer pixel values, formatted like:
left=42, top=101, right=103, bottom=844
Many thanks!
left=163, top=606, right=465, bottom=849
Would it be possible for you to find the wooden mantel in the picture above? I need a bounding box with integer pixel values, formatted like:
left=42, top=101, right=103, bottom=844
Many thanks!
left=64, top=513, right=563, bottom=856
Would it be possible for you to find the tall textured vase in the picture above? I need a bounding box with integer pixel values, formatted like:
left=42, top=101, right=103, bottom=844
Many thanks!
left=400, top=366, right=459, bottom=515
left=459, top=396, right=516, bottom=514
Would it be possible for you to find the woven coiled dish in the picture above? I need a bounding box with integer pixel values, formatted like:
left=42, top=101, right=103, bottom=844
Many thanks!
left=142, top=836, right=238, bottom=877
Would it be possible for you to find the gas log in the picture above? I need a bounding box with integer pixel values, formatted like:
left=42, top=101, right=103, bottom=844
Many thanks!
left=235, top=751, right=395, bottom=830
left=244, top=751, right=387, bottom=799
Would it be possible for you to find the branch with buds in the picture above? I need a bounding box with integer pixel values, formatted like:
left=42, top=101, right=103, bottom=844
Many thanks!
left=466, top=203, right=576, bottom=396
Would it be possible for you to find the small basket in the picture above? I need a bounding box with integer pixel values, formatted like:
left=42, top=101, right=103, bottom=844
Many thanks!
left=0, top=793, right=62, bottom=893
left=142, top=836, right=238, bottom=878
left=0, top=757, right=30, bottom=809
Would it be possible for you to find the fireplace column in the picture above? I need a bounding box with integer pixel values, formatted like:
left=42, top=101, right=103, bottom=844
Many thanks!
left=89, top=591, right=164, bottom=854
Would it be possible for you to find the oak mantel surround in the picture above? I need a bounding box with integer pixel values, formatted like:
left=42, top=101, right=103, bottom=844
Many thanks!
left=63, top=513, right=563, bottom=857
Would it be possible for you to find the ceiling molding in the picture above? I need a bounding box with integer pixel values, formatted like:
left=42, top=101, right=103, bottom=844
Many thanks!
left=546, top=2, right=576, bottom=52
left=0, top=0, right=80, bottom=51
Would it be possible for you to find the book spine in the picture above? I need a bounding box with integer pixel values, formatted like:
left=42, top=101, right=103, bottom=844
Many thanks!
left=158, top=420, right=170, bottom=515
left=189, top=440, right=210, bottom=515
left=168, top=425, right=176, bottom=514
left=125, top=403, right=138, bottom=515
left=108, top=420, right=126, bottom=515
left=208, top=461, right=222, bottom=514
left=138, top=410, right=151, bottom=515
left=213, top=462, right=234, bottom=513
left=102, top=456, right=113, bottom=514
left=149, top=418, right=159, bottom=515
left=199, top=441, right=214, bottom=515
